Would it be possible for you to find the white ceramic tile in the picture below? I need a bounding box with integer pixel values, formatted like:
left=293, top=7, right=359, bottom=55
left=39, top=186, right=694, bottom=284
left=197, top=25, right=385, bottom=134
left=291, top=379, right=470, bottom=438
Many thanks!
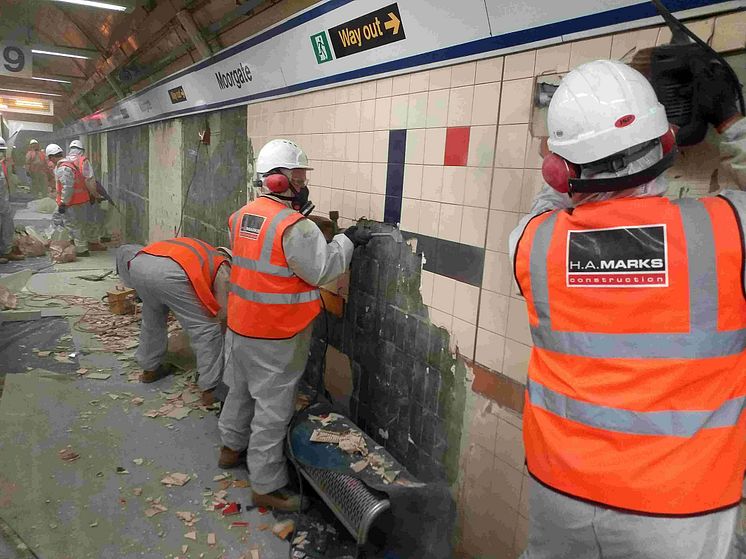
left=335, top=86, right=350, bottom=105
left=441, top=166, right=466, bottom=204
left=410, top=70, right=430, bottom=93
left=499, top=78, right=533, bottom=125
left=447, top=86, right=474, bottom=127
left=438, top=203, right=463, bottom=243
left=361, top=81, right=377, bottom=100
left=486, top=210, right=520, bottom=253
left=460, top=206, right=488, bottom=248
left=390, top=94, right=409, bottom=129
left=453, top=281, right=480, bottom=324
left=355, top=192, right=371, bottom=219
left=520, top=169, right=544, bottom=213
left=344, top=161, right=359, bottom=191
left=476, top=57, right=504, bottom=84
left=371, top=163, right=388, bottom=195
left=464, top=167, right=493, bottom=208
left=429, top=307, right=453, bottom=332
left=502, top=338, right=531, bottom=385
left=713, top=12, right=746, bottom=52
left=403, top=164, right=423, bottom=200
left=452, top=317, right=477, bottom=360
left=358, top=132, right=374, bottom=163
left=420, top=269, right=435, bottom=306
left=494, top=124, right=529, bottom=168
left=569, top=36, right=613, bottom=68
left=332, top=132, right=346, bottom=160
left=359, top=99, right=376, bottom=132
left=405, top=128, right=426, bottom=165
left=524, top=133, right=544, bottom=170
left=392, top=74, right=410, bottom=95
left=407, top=91, right=428, bottom=129
left=376, top=77, right=393, bottom=98
left=483, top=249, right=513, bottom=295
left=490, top=168, right=524, bottom=211
left=504, top=50, right=536, bottom=80
left=431, top=274, right=456, bottom=314
left=423, top=128, right=447, bottom=165
left=421, top=165, right=444, bottom=202
left=400, top=197, right=419, bottom=232
left=429, top=66, right=451, bottom=90
left=534, top=43, right=572, bottom=75
left=610, top=28, right=659, bottom=60
left=479, top=290, right=510, bottom=335
left=345, top=132, right=359, bottom=162
left=342, top=190, right=356, bottom=220
left=369, top=194, right=385, bottom=221
left=347, top=83, right=363, bottom=103
left=358, top=162, right=373, bottom=193
left=331, top=161, right=345, bottom=189
left=475, top=328, right=506, bottom=372
left=374, top=97, right=392, bottom=130
left=426, top=89, right=450, bottom=128
left=467, top=125, right=497, bottom=168
left=472, top=82, right=501, bottom=126
left=418, top=200, right=441, bottom=237
left=372, top=130, right=390, bottom=163
left=451, top=61, right=477, bottom=87
left=507, top=296, right=532, bottom=346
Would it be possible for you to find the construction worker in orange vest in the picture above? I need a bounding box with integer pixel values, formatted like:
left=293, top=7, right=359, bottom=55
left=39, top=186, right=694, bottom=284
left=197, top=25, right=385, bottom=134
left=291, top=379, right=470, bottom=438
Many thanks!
left=115, top=239, right=231, bottom=406
left=25, top=139, right=48, bottom=198
left=217, top=139, right=371, bottom=512
left=0, top=137, right=25, bottom=264
left=512, top=60, right=746, bottom=559
left=54, top=139, right=105, bottom=256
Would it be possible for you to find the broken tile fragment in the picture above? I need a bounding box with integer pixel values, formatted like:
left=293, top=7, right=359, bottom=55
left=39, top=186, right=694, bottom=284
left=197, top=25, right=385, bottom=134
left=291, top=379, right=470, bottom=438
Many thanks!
left=144, top=504, right=167, bottom=517
left=58, top=447, right=80, bottom=462
left=133, top=487, right=143, bottom=496
left=85, top=372, right=111, bottom=380
left=132, top=458, right=144, bottom=465
left=272, top=519, right=295, bottom=540
left=221, top=502, right=241, bottom=516
left=232, top=479, right=250, bottom=488
left=230, top=521, right=250, bottom=528
left=181, top=545, right=189, bottom=554
left=207, top=532, right=216, bottom=545
left=351, top=460, right=368, bottom=473
left=130, top=397, right=144, bottom=406
left=213, top=472, right=231, bottom=482
left=161, top=472, right=191, bottom=487
left=184, top=530, right=197, bottom=540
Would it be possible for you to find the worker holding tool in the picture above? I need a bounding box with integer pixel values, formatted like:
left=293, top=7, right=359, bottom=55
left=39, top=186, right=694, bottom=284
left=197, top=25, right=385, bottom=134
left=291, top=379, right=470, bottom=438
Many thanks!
left=53, top=139, right=106, bottom=256
left=217, top=139, right=371, bottom=512
left=115, top=239, right=232, bottom=406
left=513, top=59, right=745, bottom=559
left=0, top=137, right=24, bottom=264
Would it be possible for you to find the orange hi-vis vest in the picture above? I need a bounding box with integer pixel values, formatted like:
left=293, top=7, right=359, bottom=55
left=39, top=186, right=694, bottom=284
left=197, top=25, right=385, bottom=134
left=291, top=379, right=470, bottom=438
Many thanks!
left=514, top=193, right=746, bottom=516
left=227, top=196, right=321, bottom=339
left=56, top=156, right=90, bottom=206
left=1, top=160, right=8, bottom=192
left=139, top=237, right=228, bottom=316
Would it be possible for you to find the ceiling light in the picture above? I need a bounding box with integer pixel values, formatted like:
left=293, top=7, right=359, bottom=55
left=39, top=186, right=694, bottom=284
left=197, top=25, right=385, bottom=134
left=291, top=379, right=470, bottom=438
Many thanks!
left=15, top=100, right=45, bottom=108
left=31, top=76, right=72, bottom=84
left=32, top=48, right=91, bottom=60
left=0, top=88, right=61, bottom=97
left=50, top=0, right=127, bottom=11
left=0, top=104, right=7, bottom=109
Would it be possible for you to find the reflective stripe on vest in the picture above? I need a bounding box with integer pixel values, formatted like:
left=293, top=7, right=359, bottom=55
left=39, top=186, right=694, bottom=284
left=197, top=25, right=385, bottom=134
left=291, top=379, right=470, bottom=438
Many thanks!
left=56, top=158, right=90, bottom=206
left=139, top=237, right=227, bottom=316
left=517, top=195, right=746, bottom=515
left=227, top=197, right=321, bottom=339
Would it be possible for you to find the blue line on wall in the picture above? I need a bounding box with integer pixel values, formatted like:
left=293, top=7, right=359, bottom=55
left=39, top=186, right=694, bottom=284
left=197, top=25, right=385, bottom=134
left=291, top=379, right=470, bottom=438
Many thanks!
left=384, top=129, right=406, bottom=225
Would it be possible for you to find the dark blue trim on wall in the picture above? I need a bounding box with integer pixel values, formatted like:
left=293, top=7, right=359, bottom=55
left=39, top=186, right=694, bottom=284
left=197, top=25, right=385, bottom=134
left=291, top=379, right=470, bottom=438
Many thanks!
left=402, top=231, right=485, bottom=288
left=384, top=129, right=406, bottom=224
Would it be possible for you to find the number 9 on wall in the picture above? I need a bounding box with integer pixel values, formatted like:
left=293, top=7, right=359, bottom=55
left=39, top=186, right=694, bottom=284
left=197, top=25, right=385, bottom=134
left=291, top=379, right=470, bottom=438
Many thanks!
left=0, top=43, right=32, bottom=78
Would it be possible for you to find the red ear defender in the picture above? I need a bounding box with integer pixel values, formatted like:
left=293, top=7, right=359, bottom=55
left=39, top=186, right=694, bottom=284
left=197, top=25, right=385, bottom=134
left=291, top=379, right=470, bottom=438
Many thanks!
left=659, top=125, right=677, bottom=155
left=265, top=174, right=290, bottom=193
left=542, top=152, right=579, bottom=194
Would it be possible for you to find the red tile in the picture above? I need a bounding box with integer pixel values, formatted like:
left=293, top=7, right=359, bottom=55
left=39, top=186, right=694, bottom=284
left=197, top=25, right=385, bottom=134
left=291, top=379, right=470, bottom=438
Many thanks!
left=444, top=127, right=470, bottom=166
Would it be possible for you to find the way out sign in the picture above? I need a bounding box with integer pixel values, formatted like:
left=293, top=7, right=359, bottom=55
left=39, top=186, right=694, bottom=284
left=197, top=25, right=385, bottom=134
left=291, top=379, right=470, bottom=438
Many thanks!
left=328, top=3, right=405, bottom=59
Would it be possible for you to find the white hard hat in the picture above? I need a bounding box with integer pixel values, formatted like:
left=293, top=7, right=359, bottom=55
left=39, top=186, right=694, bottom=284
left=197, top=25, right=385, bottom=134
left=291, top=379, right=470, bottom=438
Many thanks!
left=0, top=137, right=5, bottom=150
left=255, top=139, right=313, bottom=174
left=30, top=139, right=38, bottom=145
left=547, top=60, right=669, bottom=164
left=45, top=143, right=64, bottom=157
left=69, top=139, right=84, bottom=150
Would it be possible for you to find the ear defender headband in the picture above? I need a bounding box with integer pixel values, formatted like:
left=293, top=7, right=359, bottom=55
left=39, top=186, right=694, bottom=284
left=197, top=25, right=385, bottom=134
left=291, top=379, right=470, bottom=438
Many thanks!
left=542, top=126, right=678, bottom=195
left=257, top=171, right=315, bottom=216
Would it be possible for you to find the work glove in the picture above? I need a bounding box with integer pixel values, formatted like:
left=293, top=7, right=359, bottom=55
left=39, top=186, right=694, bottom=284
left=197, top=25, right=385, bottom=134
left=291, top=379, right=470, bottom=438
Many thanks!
left=57, top=203, right=66, bottom=214
left=695, top=60, right=742, bottom=130
left=344, top=225, right=372, bottom=247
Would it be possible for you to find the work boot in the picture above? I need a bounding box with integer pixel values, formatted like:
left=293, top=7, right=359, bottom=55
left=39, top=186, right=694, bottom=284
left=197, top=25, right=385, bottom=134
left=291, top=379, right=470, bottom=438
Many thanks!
left=218, top=446, right=246, bottom=469
left=201, top=389, right=217, bottom=406
left=100, top=236, right=111, bottom=243
left=252, top=487, right=307, bottom=513
left=88, top=242, right=107, bottom=252
left=0, top=257, right=8, bottom=264
left=76, top=251, right=91, bottom=257
left=3, top=251, right=25, bottom=261
left=141, top=365, right=172, bottom=384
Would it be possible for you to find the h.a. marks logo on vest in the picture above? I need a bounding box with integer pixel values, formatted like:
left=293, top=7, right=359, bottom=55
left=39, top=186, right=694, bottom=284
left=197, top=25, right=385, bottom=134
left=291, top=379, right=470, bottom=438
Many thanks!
left=566, top=225, right=668, bottom=288
left=239, top=214, right=266, bottom=240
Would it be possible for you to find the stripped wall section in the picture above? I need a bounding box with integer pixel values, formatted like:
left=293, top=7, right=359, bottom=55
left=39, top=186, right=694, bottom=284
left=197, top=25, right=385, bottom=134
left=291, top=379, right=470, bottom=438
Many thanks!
left=148, top=119, right=183, bottom=242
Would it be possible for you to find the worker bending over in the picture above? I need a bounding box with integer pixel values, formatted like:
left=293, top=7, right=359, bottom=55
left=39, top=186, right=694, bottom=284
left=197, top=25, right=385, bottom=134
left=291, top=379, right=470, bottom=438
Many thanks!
left=218, top=139, right=371, bottom=512
left=116, top=238, right=231, bottom=406
left=513, top=60, right=746, bottom=559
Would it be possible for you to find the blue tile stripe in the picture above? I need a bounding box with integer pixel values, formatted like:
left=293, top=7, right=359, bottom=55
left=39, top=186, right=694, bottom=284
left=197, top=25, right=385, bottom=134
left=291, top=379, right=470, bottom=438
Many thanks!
left=384, top=129, right=406, bottom=225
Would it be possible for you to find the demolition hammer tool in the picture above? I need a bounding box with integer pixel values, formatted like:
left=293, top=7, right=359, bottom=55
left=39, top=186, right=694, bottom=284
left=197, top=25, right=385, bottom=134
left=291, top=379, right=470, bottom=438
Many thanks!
left=369, top=231, right=403, bottom=243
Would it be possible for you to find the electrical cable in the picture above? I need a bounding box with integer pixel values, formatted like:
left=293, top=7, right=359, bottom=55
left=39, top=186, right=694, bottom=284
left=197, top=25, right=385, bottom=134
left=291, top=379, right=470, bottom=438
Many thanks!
left=175, top=140, right=204, bottom=238
left=650, top=0, right=746, bottom=115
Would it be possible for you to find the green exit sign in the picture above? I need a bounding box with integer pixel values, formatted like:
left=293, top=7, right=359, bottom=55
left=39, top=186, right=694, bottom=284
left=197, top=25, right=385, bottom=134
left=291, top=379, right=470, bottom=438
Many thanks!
left=310, top=31, right=333, bottom=64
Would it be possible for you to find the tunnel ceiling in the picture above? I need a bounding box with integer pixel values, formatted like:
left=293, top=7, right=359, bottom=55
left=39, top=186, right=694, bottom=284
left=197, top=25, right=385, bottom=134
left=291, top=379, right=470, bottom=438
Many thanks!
left=0, top=0, right=315, bottom=127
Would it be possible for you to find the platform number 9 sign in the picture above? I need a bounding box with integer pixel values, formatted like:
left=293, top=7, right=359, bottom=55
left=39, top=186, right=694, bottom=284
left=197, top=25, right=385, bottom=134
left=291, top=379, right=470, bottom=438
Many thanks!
left=0, top=43, right=32, bottom=78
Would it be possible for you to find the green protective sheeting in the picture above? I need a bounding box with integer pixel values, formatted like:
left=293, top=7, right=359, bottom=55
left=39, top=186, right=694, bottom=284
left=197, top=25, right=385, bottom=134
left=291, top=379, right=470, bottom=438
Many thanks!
left=0, top=271, right=33, bottom=293
left=0, top=372, right=289, bottom=559
left=26, top=271, right=118, bottom=300
left=52, top=251, right=116, bottom=273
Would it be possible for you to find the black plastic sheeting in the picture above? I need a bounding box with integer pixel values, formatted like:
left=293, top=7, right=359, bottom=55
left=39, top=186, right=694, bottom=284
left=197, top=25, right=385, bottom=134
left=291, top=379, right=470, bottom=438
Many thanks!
left=0, top=317, right=79, bottom=375
left=289, top=403, right=456, bottom=559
